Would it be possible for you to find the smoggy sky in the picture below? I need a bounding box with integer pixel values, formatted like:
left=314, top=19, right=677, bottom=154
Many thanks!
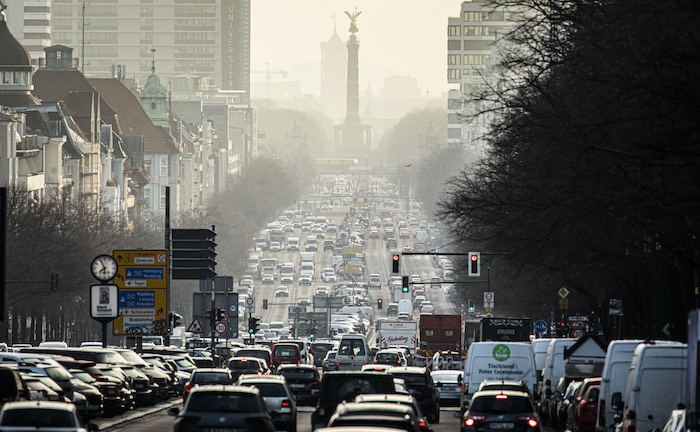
left=250, top=0, right=462, bottom=97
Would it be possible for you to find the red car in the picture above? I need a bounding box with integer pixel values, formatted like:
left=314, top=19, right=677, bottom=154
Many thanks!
left=566, top=377, right=601, bottom=432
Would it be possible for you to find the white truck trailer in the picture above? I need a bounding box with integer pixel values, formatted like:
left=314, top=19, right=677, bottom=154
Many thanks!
left=377, top=320, right=418, bottom=353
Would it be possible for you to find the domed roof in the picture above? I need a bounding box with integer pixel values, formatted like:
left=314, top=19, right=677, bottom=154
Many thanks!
left=0, top=15, right=34, bottom=70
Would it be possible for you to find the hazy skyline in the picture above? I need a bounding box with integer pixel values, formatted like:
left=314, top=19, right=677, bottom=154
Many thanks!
left=250, top=0, right=462, bottom=97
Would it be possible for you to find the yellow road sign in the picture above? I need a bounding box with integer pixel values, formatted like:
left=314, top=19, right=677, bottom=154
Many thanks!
left=113, top=249, right=167, bottom=289
left=112, top=288, right=168, bottom=336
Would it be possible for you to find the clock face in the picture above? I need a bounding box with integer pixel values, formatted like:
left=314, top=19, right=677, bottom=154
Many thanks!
left=91, top=254, right=118, bottom=282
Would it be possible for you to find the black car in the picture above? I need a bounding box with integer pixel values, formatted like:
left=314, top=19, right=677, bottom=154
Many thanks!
left=275, top=364, right=320, bottom=406
left=311, top=371, right=402, bottom=430
left=462, top=390, right=541, bottom=432
left=184, top=368, right=234, bottom=402
left=227, top=357, right=267, bottom=380
left=388, top=366, right=441, bottom=423
left=309, top=342, right=335, bottom=368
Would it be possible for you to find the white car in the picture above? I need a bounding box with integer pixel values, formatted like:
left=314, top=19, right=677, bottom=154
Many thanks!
left=269, top=241, right=281, bottom=251
left=369, top=274, right=381, bottom=289
left=321, top=268, right=337, bottom=283
left=280, top=273, right=294, bottom=284
left=315, top=286, right=329, bottom=297
left=299, top=272, right=313, bottom=285
left=275, top=286, right=290, bottom=297
left=298, top=295, right=311, bottom=306
left=261, top=273, right=275, bottom=284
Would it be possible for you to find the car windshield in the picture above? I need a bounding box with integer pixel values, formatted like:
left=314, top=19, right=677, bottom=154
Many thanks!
left=0, top=409, right=75, bottom=427
left=187, top=392, right=259, bottom=413
left=470, top=395, right=532, bottom=414
left=229, top=360, right=260, bottom=370
left=330, top=378, right=395, bottom=403
left=192, top=372, right=232, bottom=384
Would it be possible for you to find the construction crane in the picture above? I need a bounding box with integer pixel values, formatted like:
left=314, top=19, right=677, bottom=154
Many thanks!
left=252, top=62, right=288, bottom=99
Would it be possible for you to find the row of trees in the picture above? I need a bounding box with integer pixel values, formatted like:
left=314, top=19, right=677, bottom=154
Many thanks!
left=438, top=0, right=700, bottom=341
left=0, top=156, right=305, bottom=345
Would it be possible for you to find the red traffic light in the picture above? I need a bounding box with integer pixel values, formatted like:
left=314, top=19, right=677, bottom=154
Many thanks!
left=471, top=254, right=478, bottom=262
left=392, top=254, right=399, bottom=261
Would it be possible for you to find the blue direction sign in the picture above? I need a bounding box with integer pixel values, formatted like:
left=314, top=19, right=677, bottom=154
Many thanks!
left=113, top=249, right=167, bottom=289
left=119, top=291, right=156, bottom=308
left=534, top=319, right=548, bottom=333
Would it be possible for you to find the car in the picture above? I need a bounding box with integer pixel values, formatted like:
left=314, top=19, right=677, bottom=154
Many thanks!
left=369, top=274, right=382, bottom=289
left=478, top=379, right=532, bottom=395
left=431, top=370, right=463, bottom=406
left=226, top=357, right=267, bottom=380
left=323, top=240, right=335, bottom=251
left=168, top=385, right=275, bottom=432
left=354, top=393, right=432, bottom=432
left=327, top=401, right=423, bottom=431
left=299, top=273, right=313, bottom=285
left=236, top=375, right=297, bottom=432
left=184, top=368, right=235, bottom=401
left=387, top=366, right=441, bottom=423
left=0, top=400, right=98, bottom=432
left=261, top=272, right=275, bottom=284
left=280, top=273, right=294, bottom=284
left=315, top=286, right=330, bottom=297
left=309, top=342, right=336, bottom=368
left=430, top=277, right=441, bottom=288
left=275, top=286, right=290, bottom=297
left=368, top=228, right=380, bottom=239
left=270, top=342, right=302, bottom=370
left=420, top=303, right=435, bottom=314
left=275, top=364, right=321, bottom=406
left=374, top=349, right=407, bottom=366
left=298, top=295, right=311, bottom=306
left=462, top=390, right=541, bottom=432
left=322, top=350, right=338, bottom=372
left=321, top=268, right=337, bottom=283
left=409, top=274, right=422, bottom=284
left=386, top=303, right=399, bottom=316
left=269, top=241, right=281, bottom=251
left=310, top=371, right=406, bottom=430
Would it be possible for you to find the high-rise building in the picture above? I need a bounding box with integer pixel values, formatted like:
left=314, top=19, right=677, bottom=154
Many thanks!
left=447, top=0, right=515, bottom=153
left=320, top=24, right=347, bottom=123
left=46, top=0, right=250, bottom=97
left=5, top=0, right=52, bottom=63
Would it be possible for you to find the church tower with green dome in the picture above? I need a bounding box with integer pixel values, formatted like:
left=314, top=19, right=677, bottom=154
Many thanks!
left=140, top=51, right=169, bottom=128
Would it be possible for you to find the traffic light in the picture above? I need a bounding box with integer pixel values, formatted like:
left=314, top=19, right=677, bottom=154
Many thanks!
left=263, top=299, right=268, bottom=309
left=248, top=317, right=260, bottom=334
left=468, top=252, right=481, bottom=277
left=402, top=276, right=410, bottom=293
left=468, top=300, right=475, bottom=313
left=377, top=298, right=383, bottom=309
left=309, top=328, right=316, bottom=339
left=392, top=254, right=400, bottom=273
left=170, top=312, right=182, bottom=329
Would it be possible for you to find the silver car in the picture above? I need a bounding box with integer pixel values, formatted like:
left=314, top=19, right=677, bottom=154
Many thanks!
left=431, top=370, right=463, bottom=406
left=236, top=375, right=297, bottom=432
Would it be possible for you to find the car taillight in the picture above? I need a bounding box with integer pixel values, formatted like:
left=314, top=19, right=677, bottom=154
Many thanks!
left=623, top=409, right=636, bottom=432
left=464, top=415, right=486, bottom=426
left=184, top=382, right=192, bottom=393
left=517, top=416, right=539, bottom=428
left=176, top=415, right=201, bottom=425
left=281, top=399, right=291, bottom=408
left=418, top=420, right=427, bottom=428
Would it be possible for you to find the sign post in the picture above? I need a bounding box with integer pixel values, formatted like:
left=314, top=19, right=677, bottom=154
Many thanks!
left=89, top=284, right=119, bottom=347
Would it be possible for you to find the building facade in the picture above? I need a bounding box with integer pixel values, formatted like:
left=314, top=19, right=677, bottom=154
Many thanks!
left=44, top=0, right=250, bottom=97
left=447, top=0, right=515, bottom=154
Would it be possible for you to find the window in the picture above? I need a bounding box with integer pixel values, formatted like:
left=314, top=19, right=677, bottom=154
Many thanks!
left=447, top=25, right=461, bottom=36
left=144, top=187, right=151, bottom=209
left=160, top=156, right=168, bottom=177
left=143, top=159, right=152, bottom=177
left=448, top=54, right=461, bottom=65
left=448, top=68, right=462, bottom=80
left=160, top=186, right=167, bottom=209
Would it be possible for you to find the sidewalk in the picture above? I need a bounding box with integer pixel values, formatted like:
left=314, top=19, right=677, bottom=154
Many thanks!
left=91, top=398, right=181, bottom=430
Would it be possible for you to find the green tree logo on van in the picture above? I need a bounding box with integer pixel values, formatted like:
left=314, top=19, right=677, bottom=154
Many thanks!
left=492, top=344, right=511, bottom=362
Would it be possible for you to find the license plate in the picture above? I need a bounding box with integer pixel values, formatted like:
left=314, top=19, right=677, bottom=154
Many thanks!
left=289, top=384, right=305, bottom=389
left=206, top=429, right=243, bottom=432
left=490, top=423, right=515, bottom=429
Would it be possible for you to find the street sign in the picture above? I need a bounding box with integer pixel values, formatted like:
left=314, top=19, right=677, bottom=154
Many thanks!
left=534, top=320, right=548, bottom=333
left=558, top=287, right=570, bottom=299
left=113, top=249, right=167, bottom=289
left=112, top=288, right=168, bottom=336
left=483, top=291, right=494, bottom=308
left=215, top=322, right=227, bottom=334
left=246, top=297, right=255, bottom=306
left=90, top=284, right=119, bottom=320
left=187, top=317, right=204, bottom=334
left=559, top=298, right=569, bottom=310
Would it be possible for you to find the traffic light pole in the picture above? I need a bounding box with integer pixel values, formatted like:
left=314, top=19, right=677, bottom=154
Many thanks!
left=210, top=278, right=216, bottom=355
left=248, top=311, right=253, bottom=345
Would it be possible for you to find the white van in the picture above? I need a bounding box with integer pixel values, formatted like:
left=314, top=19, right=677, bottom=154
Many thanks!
left=287, top=237, right=300, bottom=251
left=335, top=334, right=370, bottom=371
left=616, top=342, right=687, bottom=432
left=531, top=338, right=554, bottom=409
left=462, top=341, right=537, bottom=410
left=397, top=299, right=412, bottom=316
left=305, top=235, right=318, bottom=252
left=540, top=338, right=578, bottom=415
left=596, top=339, right=644, bottom=432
